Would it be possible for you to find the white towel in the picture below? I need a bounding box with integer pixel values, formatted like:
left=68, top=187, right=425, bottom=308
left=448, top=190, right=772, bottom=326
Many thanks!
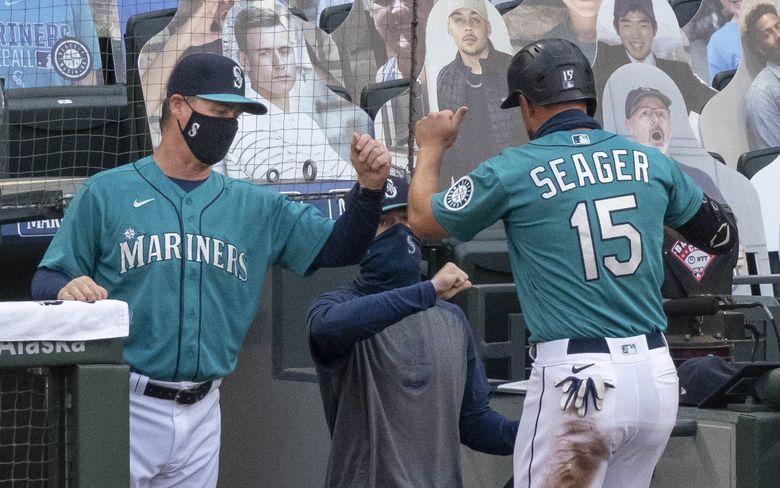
left=0, top=299, right=129, bottom=341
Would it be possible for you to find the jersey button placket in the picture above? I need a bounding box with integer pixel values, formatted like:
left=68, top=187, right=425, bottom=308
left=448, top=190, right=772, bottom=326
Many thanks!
left=180, top=196, right=200, bottom=379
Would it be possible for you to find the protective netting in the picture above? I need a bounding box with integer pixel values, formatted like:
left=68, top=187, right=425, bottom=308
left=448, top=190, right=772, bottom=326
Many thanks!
left=0, top=368, right=67, bottom=488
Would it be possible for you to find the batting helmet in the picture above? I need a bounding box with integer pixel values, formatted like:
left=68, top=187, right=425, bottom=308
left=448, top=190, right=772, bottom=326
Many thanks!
left=500, top=38, right=597, bottom=116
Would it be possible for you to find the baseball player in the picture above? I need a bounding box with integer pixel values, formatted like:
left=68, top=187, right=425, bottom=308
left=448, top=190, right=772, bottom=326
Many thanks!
left=307, top=175, right=518, bottom=487
left=408, top=39, right=738, bottom=488
left=30, top=53, right=390, bottom=487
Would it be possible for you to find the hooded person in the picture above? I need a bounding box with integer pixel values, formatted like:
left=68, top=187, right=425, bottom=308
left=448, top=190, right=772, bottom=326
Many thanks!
left=307, top=174, right=519, bottom=488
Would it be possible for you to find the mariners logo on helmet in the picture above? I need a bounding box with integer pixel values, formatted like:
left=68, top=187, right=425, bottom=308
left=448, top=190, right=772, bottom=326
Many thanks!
left=443, top=176, right=474, bottom=211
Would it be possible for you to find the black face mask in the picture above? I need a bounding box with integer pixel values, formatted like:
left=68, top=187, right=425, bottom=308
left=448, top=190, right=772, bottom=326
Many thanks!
left=179, top=103, right=239, bottom=166
left=354, top=223, right=423, bottom=294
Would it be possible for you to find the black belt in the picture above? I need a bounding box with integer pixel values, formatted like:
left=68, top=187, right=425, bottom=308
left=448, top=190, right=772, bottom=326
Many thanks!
left=566, top=332, right=665, bottom=354
left=143, top=380, right=213, bottom=405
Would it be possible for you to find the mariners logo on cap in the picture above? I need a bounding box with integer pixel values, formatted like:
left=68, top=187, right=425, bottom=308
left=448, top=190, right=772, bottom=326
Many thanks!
left=561, top=68, right=575, bottom=89
left=443, top=176, right=474, bottom=211
left=51, top=37, right=92, bottom=81
left=385, top=178, right=398, bottom=199
left=233, top=66, right=243, bottom=89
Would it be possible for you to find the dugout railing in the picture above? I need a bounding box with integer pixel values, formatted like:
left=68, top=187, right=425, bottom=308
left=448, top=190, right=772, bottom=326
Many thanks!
left=0, top=338, right=129, bottom=488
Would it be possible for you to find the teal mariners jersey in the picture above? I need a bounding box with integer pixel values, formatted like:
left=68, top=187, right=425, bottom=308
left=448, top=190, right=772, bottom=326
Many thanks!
left=432, top=129, right=703, bottom=343
left=40, top=157, right=334, bottom=381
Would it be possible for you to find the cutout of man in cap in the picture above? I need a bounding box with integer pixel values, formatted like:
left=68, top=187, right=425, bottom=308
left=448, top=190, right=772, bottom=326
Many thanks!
left=615, top=81, right=740, bottom=303
left=594, top=0, right=716, bottom=115
left=625, top=86, right=673, bottom=153
left=436, top=0, right=523, bottom=188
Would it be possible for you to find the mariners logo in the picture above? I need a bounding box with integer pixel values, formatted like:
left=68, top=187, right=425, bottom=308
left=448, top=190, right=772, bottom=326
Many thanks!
left=233, top=66, right=243, bottom=89
left=671, top=241, right=713, bottom=282
left=51, top=37, right=92, bottom=81
left=443, top=176, right=473, bottom=211
left=385, top=178, right=397, bottom=199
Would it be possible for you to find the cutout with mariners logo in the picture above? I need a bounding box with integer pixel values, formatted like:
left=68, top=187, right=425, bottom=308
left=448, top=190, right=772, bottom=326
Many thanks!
left=51, top=37, right=92, bottom=81
left=443, top=176, right=474, bottom=211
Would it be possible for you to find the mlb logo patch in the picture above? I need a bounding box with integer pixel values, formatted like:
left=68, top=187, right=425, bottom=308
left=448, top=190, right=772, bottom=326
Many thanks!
left=621, top=343, right=638, bottom=355
left=561, top=68, right=575, bottom=89
left=572, top=134, right=590, bottom=145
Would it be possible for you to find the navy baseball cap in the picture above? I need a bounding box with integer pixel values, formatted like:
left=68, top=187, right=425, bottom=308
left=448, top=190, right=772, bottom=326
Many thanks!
left=677, top=355, right=737, bottom=406
left=166, top=53, right=267, bottom=115
left=381, top=175, right=409, bottom=212
left=625, top=87, right=672, bottom=118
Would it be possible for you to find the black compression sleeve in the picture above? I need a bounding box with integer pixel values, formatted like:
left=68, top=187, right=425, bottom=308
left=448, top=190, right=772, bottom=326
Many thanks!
left=674, top=193, right=738, bottom=255
left=31, top=268, right=70, bottom=300
left=311, top=183, right=384, bottom=270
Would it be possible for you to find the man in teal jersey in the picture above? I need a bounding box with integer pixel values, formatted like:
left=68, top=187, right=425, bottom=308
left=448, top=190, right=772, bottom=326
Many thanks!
left=408, top=39, right=737, bottom=488
left=31, top=53, right=390, bottom=487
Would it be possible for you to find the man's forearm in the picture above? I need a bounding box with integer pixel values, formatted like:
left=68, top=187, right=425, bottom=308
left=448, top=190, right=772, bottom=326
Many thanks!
left=409, top=146, right=450, bottom=239
left=311, top=183, right=383, bottom=269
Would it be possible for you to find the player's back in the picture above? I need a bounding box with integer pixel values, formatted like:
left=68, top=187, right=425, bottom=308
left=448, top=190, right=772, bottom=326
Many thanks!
left=491, top=129, right=702, bottom=342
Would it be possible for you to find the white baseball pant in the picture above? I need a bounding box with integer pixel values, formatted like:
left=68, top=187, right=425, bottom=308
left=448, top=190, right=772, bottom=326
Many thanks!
left=129, top=373, right=222, bottom=488
left=513, top=332, right=678, bottom=488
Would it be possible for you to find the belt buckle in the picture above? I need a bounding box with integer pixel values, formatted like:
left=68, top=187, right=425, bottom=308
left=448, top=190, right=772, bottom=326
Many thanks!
left=174, top=382, right=209, bottom=405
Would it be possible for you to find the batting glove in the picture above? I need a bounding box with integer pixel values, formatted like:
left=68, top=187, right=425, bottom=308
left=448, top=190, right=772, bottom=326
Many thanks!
left=556, top=374, right=615, bottom=417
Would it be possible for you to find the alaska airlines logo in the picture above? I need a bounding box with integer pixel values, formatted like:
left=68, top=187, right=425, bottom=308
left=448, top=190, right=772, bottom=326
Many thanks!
left=118, top=230, right=248, bottom=281
left=0, top=341, right=85, bottom=356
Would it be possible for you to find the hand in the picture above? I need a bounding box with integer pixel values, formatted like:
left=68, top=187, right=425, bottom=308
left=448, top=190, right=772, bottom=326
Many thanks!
left=430, top=262, right=472, bottom=300
left=351, top=133, right=391, bottom=190
left=415, top=107, right=468, bottom=152
left=556, top=374, right=614, bottom=417
left=180, top=0, right=223, bottom=47
left=58, top=276, right=109, bottom=302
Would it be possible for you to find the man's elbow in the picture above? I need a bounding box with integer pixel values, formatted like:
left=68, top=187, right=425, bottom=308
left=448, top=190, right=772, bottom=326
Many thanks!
left=408, top=213, right=445, bottom=240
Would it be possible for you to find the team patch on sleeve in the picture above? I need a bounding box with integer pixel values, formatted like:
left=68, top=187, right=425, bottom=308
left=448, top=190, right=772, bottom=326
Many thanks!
left=442, top=176, right=474, bottom=211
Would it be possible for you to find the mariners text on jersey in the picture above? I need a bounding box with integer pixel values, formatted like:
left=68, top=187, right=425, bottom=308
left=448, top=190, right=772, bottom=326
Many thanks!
left=530, top=149, right=650, bottom=199
left=119, top=231, right=248, bottom=281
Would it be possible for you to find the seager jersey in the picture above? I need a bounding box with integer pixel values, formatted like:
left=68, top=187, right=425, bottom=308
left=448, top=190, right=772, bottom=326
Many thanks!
left=40, top=156, right=334, bottom=381
left=432, top=129, right=703, bottom=343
